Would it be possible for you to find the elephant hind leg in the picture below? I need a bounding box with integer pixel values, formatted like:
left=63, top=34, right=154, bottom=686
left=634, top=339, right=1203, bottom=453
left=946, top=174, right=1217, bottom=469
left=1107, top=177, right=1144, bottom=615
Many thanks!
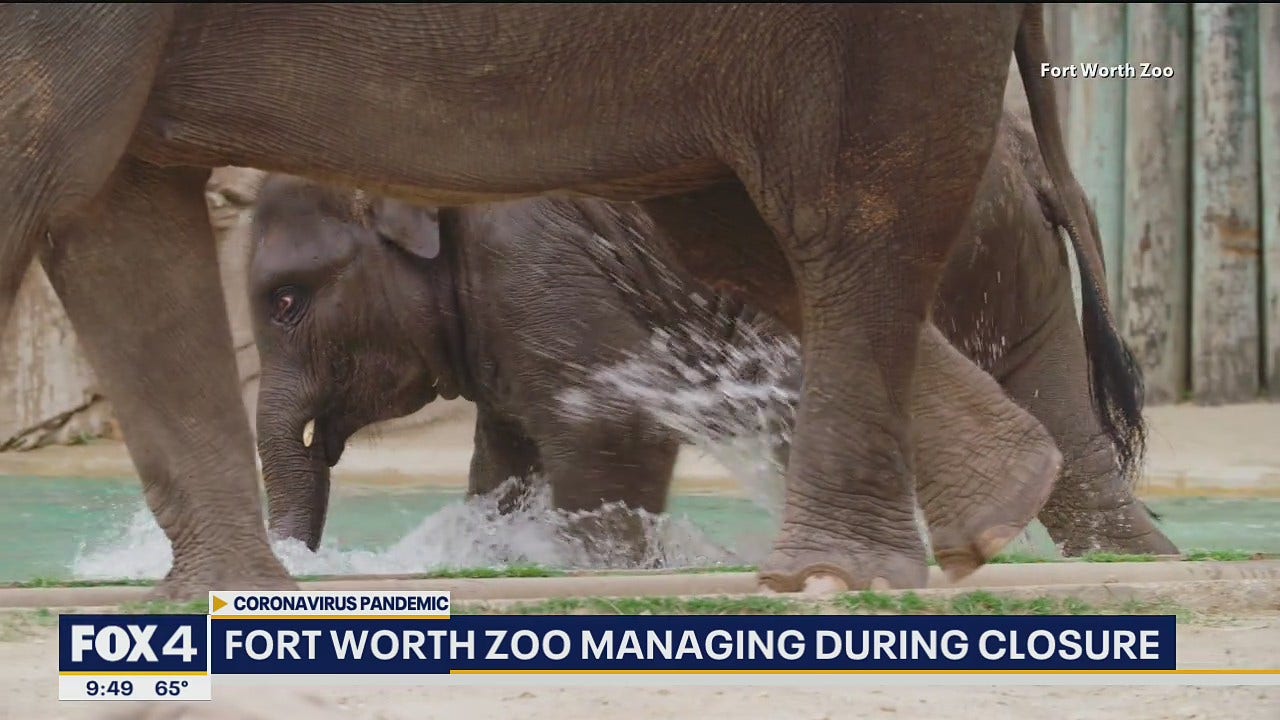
left=41, top=158, right=294, bottom=598
left=539, top=418, right=680, bottom=569
left=912, top=325, right=1062, bottom=579
left=0, top=208, right=41, bottom=344
left=998, top=296, right=1178, bottom=556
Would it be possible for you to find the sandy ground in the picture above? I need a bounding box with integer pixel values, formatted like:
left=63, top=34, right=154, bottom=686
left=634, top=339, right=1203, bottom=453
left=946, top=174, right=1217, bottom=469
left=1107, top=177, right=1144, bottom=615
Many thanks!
left=4, top=401, right=1280, bottom=497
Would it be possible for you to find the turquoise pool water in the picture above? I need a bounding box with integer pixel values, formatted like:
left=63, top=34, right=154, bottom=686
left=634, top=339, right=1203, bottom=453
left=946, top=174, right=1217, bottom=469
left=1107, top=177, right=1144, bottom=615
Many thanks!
left=2, top=475, right=1278, bottom=583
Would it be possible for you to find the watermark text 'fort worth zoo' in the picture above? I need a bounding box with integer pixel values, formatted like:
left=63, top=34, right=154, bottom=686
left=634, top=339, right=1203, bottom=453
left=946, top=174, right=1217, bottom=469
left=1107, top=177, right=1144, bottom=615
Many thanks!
left=1040, top=62, right=1175, bottom=79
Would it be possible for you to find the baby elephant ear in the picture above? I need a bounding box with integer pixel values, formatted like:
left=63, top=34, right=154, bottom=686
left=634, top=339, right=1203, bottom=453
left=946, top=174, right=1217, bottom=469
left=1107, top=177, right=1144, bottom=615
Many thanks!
left=372, top=198, right=441, bottom=260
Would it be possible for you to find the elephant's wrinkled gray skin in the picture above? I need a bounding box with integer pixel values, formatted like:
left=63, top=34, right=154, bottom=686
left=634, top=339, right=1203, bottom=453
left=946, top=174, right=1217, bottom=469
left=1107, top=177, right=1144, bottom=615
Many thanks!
left=1, top=3, right=1084, bottom=597
left=249, top=107, right=1174, bottom=571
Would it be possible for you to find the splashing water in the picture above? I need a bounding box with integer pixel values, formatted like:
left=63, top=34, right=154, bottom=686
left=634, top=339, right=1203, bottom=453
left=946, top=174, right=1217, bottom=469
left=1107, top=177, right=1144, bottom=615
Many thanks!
left=558, top=305, right=950, bottom=556
left=69, top=478, right=747, bottom=581
left=560, top=310, right=802, bottom=524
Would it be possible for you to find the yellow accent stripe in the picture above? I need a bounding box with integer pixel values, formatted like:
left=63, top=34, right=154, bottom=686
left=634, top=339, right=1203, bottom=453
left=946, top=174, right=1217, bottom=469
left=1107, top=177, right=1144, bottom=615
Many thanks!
left=450, top=668, right=1280, bottom=675
left=60, top=666, right=208, bottom=671
left=211, top=615, right=449, bottom=621
left=59, top=669, right=1280, bottom=677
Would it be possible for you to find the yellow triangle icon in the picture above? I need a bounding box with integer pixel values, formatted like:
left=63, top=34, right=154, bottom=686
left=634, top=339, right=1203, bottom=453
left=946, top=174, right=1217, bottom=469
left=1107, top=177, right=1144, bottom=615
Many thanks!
left=211, top=596, right=227, bottom=613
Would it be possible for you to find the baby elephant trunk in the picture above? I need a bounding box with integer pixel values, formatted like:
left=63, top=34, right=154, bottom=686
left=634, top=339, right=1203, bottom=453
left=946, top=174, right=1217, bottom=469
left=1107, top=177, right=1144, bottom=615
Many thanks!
left=256, top=377, right=332, bottom=552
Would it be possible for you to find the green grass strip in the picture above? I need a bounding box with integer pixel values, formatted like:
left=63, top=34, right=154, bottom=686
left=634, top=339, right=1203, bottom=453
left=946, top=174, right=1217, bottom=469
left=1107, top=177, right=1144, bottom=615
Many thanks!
left=455, top=590, right=1185, bottom=618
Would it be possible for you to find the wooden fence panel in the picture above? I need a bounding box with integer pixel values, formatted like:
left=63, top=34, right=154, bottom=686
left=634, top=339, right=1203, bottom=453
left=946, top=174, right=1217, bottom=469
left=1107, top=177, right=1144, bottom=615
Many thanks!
left=1261, top=4, right=1280, bottom=398
left=1043, top=3, right=1277, bottom=405
left=1056, top=4, right=1130, bottom=304
left=1190, top=2, right=1262, bottom=404
left=1121, top=3, right=1191, bottom=405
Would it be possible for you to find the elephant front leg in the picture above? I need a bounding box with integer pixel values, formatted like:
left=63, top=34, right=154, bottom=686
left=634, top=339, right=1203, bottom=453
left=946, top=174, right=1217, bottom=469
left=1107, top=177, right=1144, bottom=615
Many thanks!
left=40, top=158, right=294, bottom=599
left=467, top=404, right=542, bottom=514
left=911, top=325, right=1062, bottom=579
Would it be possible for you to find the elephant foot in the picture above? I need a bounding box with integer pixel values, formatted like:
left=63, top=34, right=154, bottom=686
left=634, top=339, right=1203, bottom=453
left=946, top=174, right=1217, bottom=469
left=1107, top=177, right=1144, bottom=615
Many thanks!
left=911, top=325, right=1063, bottom=583
left=560, top=506, right=658, bottom=569
left=757, top=531, right=929, bottom=595
left=926, top=439, right=1062, bottom=582
left=1045, top=500, right=1180, bottom=557
left=147, top=550, right=297, bottom=601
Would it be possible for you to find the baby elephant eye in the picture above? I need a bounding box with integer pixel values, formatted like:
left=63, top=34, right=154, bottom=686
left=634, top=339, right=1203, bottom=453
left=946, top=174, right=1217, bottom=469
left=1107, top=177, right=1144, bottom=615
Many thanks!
left=270, top=286, right=306, bottom=325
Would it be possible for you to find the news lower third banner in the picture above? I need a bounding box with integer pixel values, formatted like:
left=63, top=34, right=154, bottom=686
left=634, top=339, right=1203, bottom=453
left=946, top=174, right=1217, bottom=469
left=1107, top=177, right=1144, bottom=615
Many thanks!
left=54, top=590, right=1270, bottom=701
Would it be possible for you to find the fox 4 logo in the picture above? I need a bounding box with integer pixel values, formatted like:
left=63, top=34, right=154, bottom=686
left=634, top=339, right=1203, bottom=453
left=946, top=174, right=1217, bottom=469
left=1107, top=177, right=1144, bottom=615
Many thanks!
left=70, top=623, right=199, bottom=664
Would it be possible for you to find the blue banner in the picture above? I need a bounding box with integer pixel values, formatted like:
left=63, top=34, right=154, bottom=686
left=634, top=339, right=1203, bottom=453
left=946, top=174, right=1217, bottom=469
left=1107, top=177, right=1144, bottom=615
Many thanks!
left=208, top=615, right=1176, bottom=674
left=59, top=615, right=207, bottom=674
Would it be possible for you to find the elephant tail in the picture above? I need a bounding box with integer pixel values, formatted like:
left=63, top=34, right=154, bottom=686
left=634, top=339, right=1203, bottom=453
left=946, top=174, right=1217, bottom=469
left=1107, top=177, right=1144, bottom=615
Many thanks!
left=1012, top=3, right=1147, bottom=487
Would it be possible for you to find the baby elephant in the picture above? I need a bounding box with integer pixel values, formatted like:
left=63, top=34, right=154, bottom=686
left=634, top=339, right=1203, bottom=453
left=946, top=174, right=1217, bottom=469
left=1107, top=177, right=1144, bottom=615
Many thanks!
left=249, top=108, right=1177, bottom=564
left=248, top=181, right=763, bottom=562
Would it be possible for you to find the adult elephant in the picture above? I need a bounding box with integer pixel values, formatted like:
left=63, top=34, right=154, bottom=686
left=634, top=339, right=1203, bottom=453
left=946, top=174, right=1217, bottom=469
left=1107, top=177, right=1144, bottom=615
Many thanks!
left=1, top=3, right=1083, bottom=598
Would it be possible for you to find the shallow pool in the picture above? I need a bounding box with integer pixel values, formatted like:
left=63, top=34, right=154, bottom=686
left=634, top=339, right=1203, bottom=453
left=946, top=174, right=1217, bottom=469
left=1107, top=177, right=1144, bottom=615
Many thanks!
left=1, top=475, right=1278, bottom=583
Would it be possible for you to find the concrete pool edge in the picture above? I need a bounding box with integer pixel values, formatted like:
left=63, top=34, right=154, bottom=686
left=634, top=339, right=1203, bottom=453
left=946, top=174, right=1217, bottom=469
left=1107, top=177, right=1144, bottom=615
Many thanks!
left=453, top=578, right=1280, bottom=615
left=2, top=560, right=1279, bottom=610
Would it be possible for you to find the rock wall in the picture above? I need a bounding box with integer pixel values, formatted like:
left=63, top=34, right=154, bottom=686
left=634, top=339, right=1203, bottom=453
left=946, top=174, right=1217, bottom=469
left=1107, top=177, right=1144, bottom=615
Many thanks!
left=0, top=265, right=115, bottom=450
left=0, top=167, right=466, bottom=452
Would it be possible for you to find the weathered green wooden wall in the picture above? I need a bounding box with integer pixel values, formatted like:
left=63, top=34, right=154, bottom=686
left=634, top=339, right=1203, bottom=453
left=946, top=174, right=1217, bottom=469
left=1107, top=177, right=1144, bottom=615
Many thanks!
left=1262, top=4, right=1280, bottom=398
left=1046, top=3, right=1275, bottom=406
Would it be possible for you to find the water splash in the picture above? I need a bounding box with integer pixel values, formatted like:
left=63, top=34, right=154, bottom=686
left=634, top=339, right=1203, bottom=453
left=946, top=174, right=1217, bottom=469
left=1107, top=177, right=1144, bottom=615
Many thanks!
left=69, top=479, right=747, bottom=581
left=559, top=314, right=801, bottom=524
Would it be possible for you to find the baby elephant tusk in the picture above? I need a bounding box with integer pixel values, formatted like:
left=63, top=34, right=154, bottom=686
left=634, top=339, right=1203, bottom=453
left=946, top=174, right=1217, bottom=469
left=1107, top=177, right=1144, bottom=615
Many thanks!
left=302, top=419, right=316, bottom=448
